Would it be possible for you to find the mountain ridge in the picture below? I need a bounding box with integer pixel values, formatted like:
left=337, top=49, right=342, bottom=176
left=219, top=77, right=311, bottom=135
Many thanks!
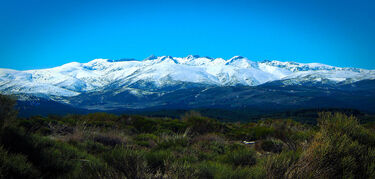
left=1, top=55, right=374, bottom=98
left=1, top=55, right=375, bottom=114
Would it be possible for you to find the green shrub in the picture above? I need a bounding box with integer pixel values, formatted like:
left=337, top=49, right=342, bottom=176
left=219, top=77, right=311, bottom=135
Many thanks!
left=0, top=127, right=34, bottom=155
left=264, top=150, right=300, bottom=178
left=227, top=142, right=247, bottom=151
left=0, top=127, right=108, bottom=178
left=165, top=160, right=197, bottom=179
left=75, top=140, right=109, bottom=155
left=183, top=111, right=223, bottom=135
left=194, top=161, right=233, bottom=179
left=135, top=133, right=159, bottom=141
left=145, top=150, right=173, bottom=174
left=176, top=153, right=199, bottom=163
left=134, top=133, right=158, bottom=147
left=135, top=140, right=151, bottom=147
left=131, top=116, right=158, bottom=133
left=233, top=165, right=266, bottom=179
left=156, top=134, right=189, bottom=150
left=194, top=161, right=262, bottom=179
left=32, top=136, right=108, bottom=178
left=160, top=119, right=188, bottom=133
left=288, top=113, right=375, bottom=178
left=0, top=95, right=17, bottom=129
left=93, top=134, right=124, bottom=147
left=260, top=139, right=283, bottom=153
left=102, top=146, right=148, bottom=178
left=0, top=145, right=39, bottom=178
left=83, top=112, right=118, bottom=122
left=205, top=141, right=226, bottom=155
left=227, top=125, right=275, bottom=141
left=251, top=126, right=275, bottom=139
left=192, top=137, right=227, bottom=161
left=192, top=134, right=226, bottom=152
left=86, top=120, right=116, bottom=128
left=153, top=128, right=175, bottom=135
left=244, top=160, right=267, bottom=179
left=221, top=148, right=256, bottom=167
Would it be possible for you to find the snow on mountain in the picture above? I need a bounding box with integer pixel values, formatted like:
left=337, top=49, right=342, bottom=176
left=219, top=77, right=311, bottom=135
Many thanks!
left=258, top=60, right=337, bottom=72
left=0, top=55, right=374, bottom=97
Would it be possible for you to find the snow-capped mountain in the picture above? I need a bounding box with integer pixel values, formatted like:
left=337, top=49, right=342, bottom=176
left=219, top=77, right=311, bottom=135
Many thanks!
left=2, top=55, right=375, bottom=115
left=1, top=55, right=374, bottom=98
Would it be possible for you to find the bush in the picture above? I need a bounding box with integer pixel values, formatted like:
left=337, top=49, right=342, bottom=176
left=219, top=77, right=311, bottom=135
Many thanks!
left=160, top=119, right=188, bottom=133
left=77, top=141, right=109, bottom=154
left=131, top=116, right=158, bottom=133
left=258, top=119, right=314, bottom=151
left=134, top=133, right=158, bottom=147
left=165, top=160, right=197, bottom=179
left=135, top=133, right=159, bottom=141
left=0, top=95, right=17, bottom=129
left=251, top=126, right=275, bottom=139
left=288, top=113, right=375, bottom=178
left=93, top=134, right=124, bottom=147
left=194, top=141, right=226, bottom=161
left=264, top=150, right=300, bottom=178
left=194, top=161, right=262, bottom=179
left=32, top=135, right=108, bottom=178
left=227, top=125, right=275, bottom=141
left=0, top=127, right=34, bottom=155
left=0, top=127, right=108, bottom=178
left=0, top=145, right=38, bottom=178
left=221, top=148, right=257, bottom=167
left=145, top=150, right=173, bottom=174
left=192, top=134, right=227, bottom=160
left=194, top=161, right=233, bottom=179
left=182, top=111, right=223, bottom=135
left=260, top=139, right=283, bottom=153
left=83, top=112, right=118, bottom=122
left=102, top=146, right=148, bottom=178
left=156, top=134, right=190, bottom=150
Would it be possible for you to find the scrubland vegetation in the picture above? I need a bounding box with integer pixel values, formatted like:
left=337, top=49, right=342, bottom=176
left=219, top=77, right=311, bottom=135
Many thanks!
left=0, top=95, right=375, bottom=178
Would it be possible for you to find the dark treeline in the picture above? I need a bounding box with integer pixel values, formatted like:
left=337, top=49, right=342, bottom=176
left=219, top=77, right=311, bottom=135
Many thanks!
left=1, top=94, right=375, bottom=178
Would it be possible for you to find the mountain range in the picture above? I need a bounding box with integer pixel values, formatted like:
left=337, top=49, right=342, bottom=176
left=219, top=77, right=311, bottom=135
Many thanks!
left=1, top=55, right=375, bottom=116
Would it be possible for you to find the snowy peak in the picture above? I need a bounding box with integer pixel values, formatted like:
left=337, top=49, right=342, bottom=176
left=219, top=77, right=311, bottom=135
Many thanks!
left=0, top=55, right=374, bottom=98
left=228, top=56, right=245, bottom=61
left=144, top=55, right=158, bottom=61
left=259, top=60, right=337, bottom=72
left=226, top=56, right=255, bottom=68
left=186, top=55, right=201, bottom=59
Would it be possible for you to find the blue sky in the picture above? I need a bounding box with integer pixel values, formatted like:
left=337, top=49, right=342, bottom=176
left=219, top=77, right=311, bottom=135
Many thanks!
left=0, top=0, right=374, bottom=70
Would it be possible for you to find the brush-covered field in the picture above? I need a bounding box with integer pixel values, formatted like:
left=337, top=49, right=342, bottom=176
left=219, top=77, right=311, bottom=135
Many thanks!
left=1, top=95, right=375, bottom=178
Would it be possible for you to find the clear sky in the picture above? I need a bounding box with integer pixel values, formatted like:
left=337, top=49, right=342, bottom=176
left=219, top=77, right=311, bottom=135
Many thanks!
left=0, top=0, right=374, bottom=70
